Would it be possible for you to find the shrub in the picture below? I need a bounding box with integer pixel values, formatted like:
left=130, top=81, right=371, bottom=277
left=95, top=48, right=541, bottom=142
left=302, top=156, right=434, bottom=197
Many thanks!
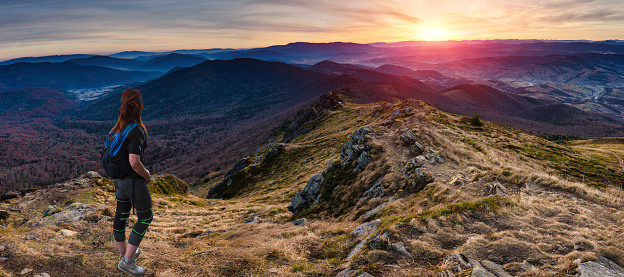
left=470, top=114, right=483, bottom=127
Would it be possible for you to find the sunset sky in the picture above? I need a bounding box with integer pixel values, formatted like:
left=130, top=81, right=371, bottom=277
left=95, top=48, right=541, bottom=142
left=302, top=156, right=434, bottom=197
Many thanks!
left=1, top=0, right=623, bottom=60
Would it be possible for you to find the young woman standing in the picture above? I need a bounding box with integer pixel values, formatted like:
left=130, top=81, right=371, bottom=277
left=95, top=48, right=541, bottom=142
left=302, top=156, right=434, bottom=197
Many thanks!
left=109, top=88, right=152, bottom=276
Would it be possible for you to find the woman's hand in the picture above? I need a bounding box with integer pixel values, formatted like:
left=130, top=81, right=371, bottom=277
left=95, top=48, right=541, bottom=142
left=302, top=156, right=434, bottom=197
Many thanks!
left=130, top=154, right=151, bottom=183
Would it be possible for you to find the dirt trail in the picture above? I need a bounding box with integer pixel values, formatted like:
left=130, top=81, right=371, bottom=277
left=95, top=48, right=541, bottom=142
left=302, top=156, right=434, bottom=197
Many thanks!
left=606, top=150, right=624, bottom=171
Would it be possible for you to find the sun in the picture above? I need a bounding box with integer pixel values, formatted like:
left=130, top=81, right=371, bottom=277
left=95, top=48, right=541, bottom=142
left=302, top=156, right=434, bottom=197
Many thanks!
left=417, top=28, right=451, bottom=41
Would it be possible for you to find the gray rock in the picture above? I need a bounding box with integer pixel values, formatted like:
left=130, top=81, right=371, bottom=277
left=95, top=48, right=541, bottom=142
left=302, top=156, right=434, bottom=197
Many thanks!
left=380, top=120, right=396, bottom=127
left=483, top=182, right=507, bottom=196
left=244, top=216, right=277, bottom=224
left=414, top=141, right=424, bottom=155
left=481, top=260, right=512, bottom=277
left=341, top=127, right=373, bottom=162
left=352, top=219, right=380, bottom=237
left=0, top=257, right=7, bottom=261
left=0, top=245, right=5, bottom=252
left=467, top=258, right=497, bottom=277
left=268, top=268, right=279, bottom=274
left=96, top=216, right=113, bottom=223
left=430, top=155, right=444, bottom=164
left=293, top=218, right=308, bottom=226
left=577, top=256, right=624, bottom=277
left=337, top=268, right=357, bottom=277
left=521, top=260, right=536, bottom=271
left=210, top=202, right=217, bottom=205
left=392, top=242, right=413, bottom=258
left=196, top=229, right=215, bottom=238
left=362, top=198, right=394, bottom=221
left=400, top=131, right=416, bottom=145
left=347, top=239, right=367, bottom=262
left=355, top=151, right=372, bottom=171
left=82, top=171, right=101, bottom=179
left=32, top=202, right=94, bottom=228
left=42, top=205, right=62, bottom=218
left=370, top=232, right=389, bottom=249
left=41, top=273, right=51, bottom=277
left=27, top=234, right=40, bottom=241
left=287, top=168, right=326, bottom=214
left=20, top=268, right=33, bottom=275
left=440, top=270, right=456, bottom=277
left=356, top=272, right=374, bottom=277
left=60, top=229, right=77, bottom=237
left=360, top=177, right=385, bottom=201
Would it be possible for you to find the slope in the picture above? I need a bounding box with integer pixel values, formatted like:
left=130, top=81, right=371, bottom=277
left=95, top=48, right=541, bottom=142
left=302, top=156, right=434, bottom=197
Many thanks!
left=2, top=94, right=624, bottom=276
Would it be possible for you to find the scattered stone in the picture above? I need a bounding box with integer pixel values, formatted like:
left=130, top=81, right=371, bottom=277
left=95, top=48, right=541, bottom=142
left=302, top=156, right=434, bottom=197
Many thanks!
left=577, top=256, right=624, bottom=277
left=244, top=216, right=277, bottom=224
left=27, top=234, right=40, bottom=241
left=362, top=198, right=394, bottom=221
left=337, top=268, right=357, bottom=277
left=42, top=205, right=62, bottom=218
left=370, top=232, right=389, bottom=249
left=0, top=257, right=7, bottom=261
left=450, top=176, right=464, bottom=186
left=430, top=155, right=444, bottom=164
left=482, top=182, right=507, bottom=196
left=0, top=245, right=5, bottom=252
left=356, top=272, right=374, bottom=277
left=210, top=202, right=217, bottom=205
left=404, top=159, right=424, bottom=175
left=96, top=216, right=113, bottom=223
left=293, top=218, right=308, bottom=226
left=380, top=120, right=396, bottom=127
left=440, top=270, right=456, bottom=277
left=268, top=268, right=280, bottom=274
left=404, top=169, right=434, bottom=193
left=196, top=229, right=215, bottom=238
left=60, top=229, right=77, bottom=237
left=352, top=219, right=380, bottom=237
left=414, top=141, right=424, bottom=155
left=392, top=242, right=413, bottom=258
left=360, top=177, right=385, bottom=200
left=481, top=260, right=512, bottom=277
left=355, top=151, right=372, bottom=171
left=82, top=171, right=101, bottom=179
left=20, top=268, right=33, bottom=275
left=303, top=158, right=312, bottom=162
left=467, top=258, right=496, bottom=277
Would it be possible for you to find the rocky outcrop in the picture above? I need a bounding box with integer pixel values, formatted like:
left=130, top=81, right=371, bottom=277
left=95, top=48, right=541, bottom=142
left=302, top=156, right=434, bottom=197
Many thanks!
left=341, top=127, right=374, bottom=171
left=404, top=168, right=434, bottom=193
left=399, top=129, right=424, bottom=155
left=287, top=164, right=330, bottom=213
left=282, top=92, right=344, bottom=143
left=347, top=219, right=380, bottom=262
left=31, top=202, right=94, bottom=228
left=207, top=158, right=251, bottom=198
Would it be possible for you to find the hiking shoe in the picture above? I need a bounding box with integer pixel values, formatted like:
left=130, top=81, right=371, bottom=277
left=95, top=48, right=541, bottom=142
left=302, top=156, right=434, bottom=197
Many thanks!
left=118, top=257, right=146, bottom=276
left=118, top=248, right=141, bottom=263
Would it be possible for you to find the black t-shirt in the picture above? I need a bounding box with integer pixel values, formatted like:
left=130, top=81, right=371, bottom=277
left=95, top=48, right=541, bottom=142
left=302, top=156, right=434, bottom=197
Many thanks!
left=123, top=125, right=147, bottom=180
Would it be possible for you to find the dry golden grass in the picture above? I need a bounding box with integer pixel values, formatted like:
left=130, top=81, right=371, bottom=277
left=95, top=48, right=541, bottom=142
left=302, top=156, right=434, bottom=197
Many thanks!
left=2, top=100, right=624, bottom=276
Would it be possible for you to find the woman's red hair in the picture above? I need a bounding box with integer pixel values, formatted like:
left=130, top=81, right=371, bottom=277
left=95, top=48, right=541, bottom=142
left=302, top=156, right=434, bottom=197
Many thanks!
left=109, top=88, right=148, bottom=141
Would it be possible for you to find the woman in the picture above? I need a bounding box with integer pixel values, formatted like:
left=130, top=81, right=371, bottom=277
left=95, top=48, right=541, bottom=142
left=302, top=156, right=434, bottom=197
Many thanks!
left=110, top=88, right=152, bottom=276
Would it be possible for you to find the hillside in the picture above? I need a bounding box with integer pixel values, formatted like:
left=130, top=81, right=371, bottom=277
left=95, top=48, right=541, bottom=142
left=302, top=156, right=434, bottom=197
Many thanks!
left=0, top=62, right=161, bottom=92
left=2, top=95, right=624, bottom=276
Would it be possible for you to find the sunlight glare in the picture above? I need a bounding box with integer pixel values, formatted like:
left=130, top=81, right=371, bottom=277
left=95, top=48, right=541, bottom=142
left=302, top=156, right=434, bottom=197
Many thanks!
left=417, top=28, right=450, bottom=41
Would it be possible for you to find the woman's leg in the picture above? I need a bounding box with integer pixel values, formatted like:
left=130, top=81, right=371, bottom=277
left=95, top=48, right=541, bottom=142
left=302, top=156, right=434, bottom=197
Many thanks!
left=113, top=179, right=133, bottom=256
left=125, top=179, right=152, bottom=259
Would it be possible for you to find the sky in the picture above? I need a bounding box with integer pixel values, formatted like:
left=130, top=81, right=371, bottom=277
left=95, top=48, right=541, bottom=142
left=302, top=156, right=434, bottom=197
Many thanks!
left=0, top=0, right=623, bottom=60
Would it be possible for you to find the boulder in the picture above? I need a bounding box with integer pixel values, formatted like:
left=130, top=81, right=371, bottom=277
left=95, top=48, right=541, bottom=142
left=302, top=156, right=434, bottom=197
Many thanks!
left=577, top=256, right=624, bottom=277
left=360, top=177, right=385, bottom=200
left=481, top=260, right=512, bottom=277
left=400, top=131, right=416, bottom=145
left=352, top=219, right=380, bottom=237
left=42, top=205, right=62, bottom=218
left=60, top=229, right=77, bottom=237
left=293, top=218, right=308, bottom=226
left=483, top=182, right=507, bottom=196
left=244, top=216, right=277, bottom=224
left=31, top=202, right=94, bottom=228
left=392, top=242, right=413, bottom=258
left=337, top=268, right=357, bottom=277
left=81, top=171, right=101, bottom=179
left=362, top=198, right=394, bottom=221
left=287, top=169, right=326, bottom=214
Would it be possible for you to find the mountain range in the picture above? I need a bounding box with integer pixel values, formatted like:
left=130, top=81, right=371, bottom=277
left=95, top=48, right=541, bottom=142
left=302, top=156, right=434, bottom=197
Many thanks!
left=1, top=40, right=624, bottom=192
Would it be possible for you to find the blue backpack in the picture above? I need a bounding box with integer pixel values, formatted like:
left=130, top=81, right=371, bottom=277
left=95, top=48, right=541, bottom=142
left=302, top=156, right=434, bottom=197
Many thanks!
left=101, top=123, right=139, bottom=179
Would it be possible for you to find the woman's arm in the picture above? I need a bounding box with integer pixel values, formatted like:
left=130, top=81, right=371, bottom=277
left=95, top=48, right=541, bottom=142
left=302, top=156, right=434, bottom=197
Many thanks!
left=129, top=154, right=151, bottom=183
